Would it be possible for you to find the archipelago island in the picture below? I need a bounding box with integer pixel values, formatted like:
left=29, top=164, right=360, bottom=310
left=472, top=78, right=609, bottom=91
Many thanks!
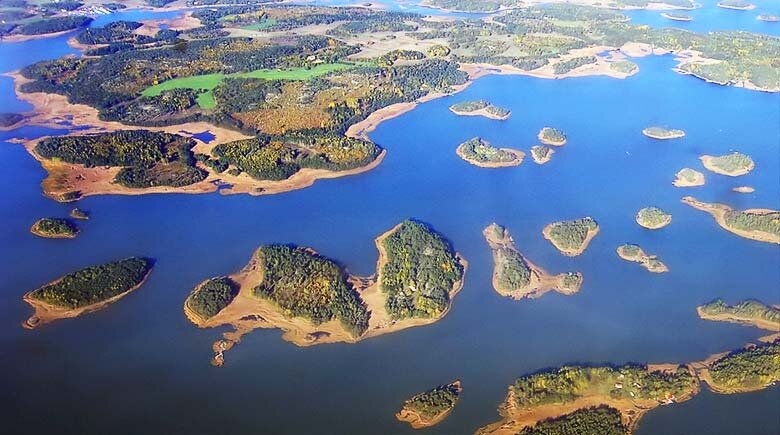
left=184, top=220, right=466, bottom=366
left=697, top=299, right=780, bottom=332
left=700, top=152, right=755, bottom=177
left=396, top=380, right=463, bottom=429
left=30, top=217, right=79, bottom=239
left=673, top=168, right=705, bottom=187
left=543, top=217, right=600, bottom=256
left=635, top=207, right=672, bottom=229
left=22, top=257, right=153, bottom=329
left=530, top=145, right=555, bottom=165
left=537, top=127, right=567, bottom=146
left=642, top=126, right=685, bottom=140
left=484, top=223, right=582, bottom=300
left=449, top=100, right=511, bottom=120
left=617, top=244, right=668, bottom=273
left=456, top=137, right=524, bottom=168
left=682, top=197, right=780, bottom=244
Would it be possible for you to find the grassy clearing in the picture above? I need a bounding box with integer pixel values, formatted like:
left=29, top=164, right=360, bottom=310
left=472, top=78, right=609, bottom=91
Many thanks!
left=241, top=18, right=276, bottom=31
left=141, top=63, right=355, bottom=109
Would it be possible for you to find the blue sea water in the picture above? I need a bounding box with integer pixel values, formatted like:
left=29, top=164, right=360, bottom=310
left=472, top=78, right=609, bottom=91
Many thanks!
left=0, top=3, right=779, bottom=435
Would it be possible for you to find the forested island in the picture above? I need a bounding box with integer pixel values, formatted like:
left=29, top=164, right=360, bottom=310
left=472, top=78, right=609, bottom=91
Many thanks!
left=484, top=223, right=583, bottom=300
left=661, top=12, right=692, bottom=22
left=456, top=137, right=524, bottom=168
left=537, top=127, right=567, bottom=146
left=184, top=220, right=466, bottom=366
left=530, top=145, right=554, bottom=165
left=70, top=208, right=89, bottom=220
left=698, top=299, right=780, bottom=332
left=717, top=1, right=756, bottom=11
left=396, top=380, right=462, bottom=428
left=543, top=217, right=599, bottom=256
left=22, top=257, right=153, bottom=329
left=758, top=15, right=780, bottom=22
left=449, top=100, right=511, bottom=120
left=635, top=207, right=672, bottom=229
left=682, top=197, right=780, bottom=244
left=642, top=126, right=685, bottom=140
left=700, top=152, right=755, bottom=176
left=617, top=244, right=668, bottom=273
left=30, top=217, right=79, bottom=238
left=673, top=168, right=705, bottom=187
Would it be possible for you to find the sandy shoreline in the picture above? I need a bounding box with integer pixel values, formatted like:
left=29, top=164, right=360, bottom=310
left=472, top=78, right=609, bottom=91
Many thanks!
left=617, top=245, right=669, bottom=273
left=673, top=168, right=705, bottom=187
left=396, top=380, right=463, bottom=429
left=449, top=106, right=510, bottom=120
left=697, top=308, right=780, bottom=332
left=700, top=154, right=755, bottom=176
left=456, top=146, right=524, bottom=168
left=681, top=196, right=780, bottom=244
left=542, top=222, right=600, bottom=257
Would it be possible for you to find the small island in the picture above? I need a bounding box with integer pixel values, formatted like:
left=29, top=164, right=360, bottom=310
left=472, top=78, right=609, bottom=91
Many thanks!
left=674, top=168, right=705, bottom=187
left=184, top=220, right=467, bottom=366
left=484, top=224, right=583, bottom=300
left=757, top=14, right=780, bottom=22
left=543, top=217, right=600, bottom=256
left=396, top=380, right=462, bottom=429
left=456, top=137, right=524, bottom=168
left=681, top=196, right=780, bottom=244
left=22, top=257, right=153, bottom=329
left=642, top=126, right=686, bottom=140
left=733, top=186, right=755, bottom=193
left=449, top=100, right=511, bottom=120
left=30, top=218, right=79, bottom=239
left=537, top=127, right=567, bottom=146
left=530, top=145, right=555, bottom=165
left=716, top=1, right=756, bottom=11
left=635, top=207, right=672, bottom=229
left=617, top=244, right=669, bottom=273
left=70, top=208, right=90, bottom=220
left=700, top=152, right=755, bottom=176
left=698, top=299, right=780, bottom=332
left=661, top=12, right=693, bottom=22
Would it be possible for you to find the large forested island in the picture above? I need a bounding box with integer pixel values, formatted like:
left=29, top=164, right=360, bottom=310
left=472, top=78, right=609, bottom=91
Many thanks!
left=396, top=380, right=463, bottom=428
left=635, top=207, right=672, bottom=229
left=30, top=217, right=79, bottom=238
left=22, top=257, right=153, bottom=329
left=484, top=223, right=582, bottom=300
left=183, top=220, right=466, bottom=366
left=698, top=299, right=780, bottom=332
left=543, top=217, right=600, bottom=256
left=456, top=137, right=524, bottom=168
left=682, top=197, right=780, bottom=244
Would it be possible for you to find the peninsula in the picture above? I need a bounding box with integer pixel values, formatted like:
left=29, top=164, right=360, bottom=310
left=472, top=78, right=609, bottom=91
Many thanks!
left=700, top=152, right=755, bottom=176
left=396, top=380, right=462, bottom=429
left=617, top=244, right=668, bottom=273
left=681, top=197, right=780, bottom=244
left=635, top=207, right=672, bottom=229
left=698, top=299, right=780, bottom=332
left=543, top=217, right=600, bottom=256
left=456, top=137, right=524, bottom=168
left=673, top=168, right=705, bottom=187
left=22, top=257, right=153, bottom=329
left=449, top=100, right=511, bottom=120
left=30, top=218, right=79, bottom=239
left=642, top=126, right=685, bottom=140
left=484, top=224, right=583, bottom=299
left=184, top=220, right=467, bottom=366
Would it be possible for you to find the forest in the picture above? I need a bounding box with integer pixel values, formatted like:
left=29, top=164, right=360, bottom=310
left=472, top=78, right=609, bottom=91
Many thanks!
left=708, top=342, right=780, bottom=391
left=402, top=382, right=461, bottom=420
left=545, top=218, right=598, bottom=252
left=724, top=210, right=780, bottom=237
left=699, top=299, right=780, bottom=327
left=457, top=137, right=518, bottom=163
left=28, top=257, right=153, bottom=309
left=517, top=406, right=628, bottom=435
left=31, top=217, right=79, bottom=238
left=186, top=277, right=239, bottom=320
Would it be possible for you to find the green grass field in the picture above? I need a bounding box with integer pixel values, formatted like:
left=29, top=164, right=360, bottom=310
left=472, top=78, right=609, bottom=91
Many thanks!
left=140, top=63, right=355, bottom=109
left=241, top=18, right=276, bottom=31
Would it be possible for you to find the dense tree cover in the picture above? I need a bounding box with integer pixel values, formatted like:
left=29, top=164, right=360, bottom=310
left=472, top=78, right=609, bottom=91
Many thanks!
left=643, top=126, right=685, bottom=138
left=495, top=247, right=532, bottom=291
left=253, top=245, right=369, bottom=336
left=11, top=15, right=92, bottom=35
left=705, top=152, right=754, bottom=173
left=457, top=137, right=518, bottom=163
left=402, top=382, right=461, bottom=419
left=538, top=127, right=567, bottom=145
left=212, top=77, right=282, bottom=114
left=377, top=49, right=425, bottom=67
left=676, top=168, right=702, bottom=183
left=553, top=56, right=597, bottom=74
left=423, top=0, right=517, bottom=12
left=546, top=218, right=598, bottom=251
left=511, top=365, right=697, bottom=408
left=42, top=1, right=83, bottom=11
left=717, top=0, right=753, bottom=8
left=76, top=21, right=179, bottom=46
left=450, top=100, right=510, bottom=118
left=380, top=221, right=463, bottom=320
left=518, top=406, right=629, bottom=435
left=723, top=210, right=780, bottom=237
left=187, top=277, right=239, bottom=320
left=0, top=112, right=24, bottom=127
left=635, top=207, right=672, bottom=228
left=100, top=89, right=202, bottom=126
left=530, top=145, right=553, bottom=162
left=699, top=299, right=780, bottom=326
left=709, top=342, right=780, bottom=390
left=28, top=257, right=152, bottom=308
left=35, top=130, right=207, bottom=188
left=145, top=0, right=176, bottom=6
left=31, top=217, right=79, bottom=238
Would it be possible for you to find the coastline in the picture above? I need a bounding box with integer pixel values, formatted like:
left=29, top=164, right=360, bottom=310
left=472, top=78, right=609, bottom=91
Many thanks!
left=456, top=146, right=524, bottom=168
left=542, top=223, right=600, bottom=257
left=697, top=307, right=780, bottom=332
left=700, top=155, right=755, bottom=176
left=395, top=380, right=463, bottom=429
left=673, top=168, right=706, bottom=187
left=681, top=196, right=780, bottom=244
left=617, top=245, right=669, bottom=273
left=449, top=106, right=510, bottom=120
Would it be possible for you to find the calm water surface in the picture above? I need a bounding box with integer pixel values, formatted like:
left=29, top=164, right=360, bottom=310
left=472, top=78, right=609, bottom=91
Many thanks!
left=1, top=4, right=779, bottom=435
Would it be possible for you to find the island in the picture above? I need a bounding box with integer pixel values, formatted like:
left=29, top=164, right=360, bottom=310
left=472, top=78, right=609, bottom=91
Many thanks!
left=484, top=224, right=583, bottom=300
left=661, top=12, right=693, bottom=22
left=530, top=145, right=555, bottom=165
left=617, top=244, right=668, bottom=273
left=681, top=196, right=780, bottom=244
left=716, top=1, right=756, bottom=11
left=537, top=127, right=567, bottom=146
left=22, top=257, right=153, bottom=329
left=697, top=299, right=780, bottom=332
left=642, top=126, right=685, bottom=140
left=395, top=380, right=462, bottom=429
left=70, top=208, right=90, bottom=220
left=449, top=100, right=511, bottom=120
left=184, top=220, right=467, bottom=366
left=543, top=217, right=600, bottom=256
left=733, top=186, right=755, bottom=193
left=30, top=218, right=79, bottom=239
left=700, top=152, right=755, bottom=176
left=673, top=168, right=705, bottom=187
left=0, top=112, right=25, bottom=129
left=757, top=15, right=780, bottom=22
left=456, top=137, right=524, bottom=168
left=635, top=207, right=672, bottom=229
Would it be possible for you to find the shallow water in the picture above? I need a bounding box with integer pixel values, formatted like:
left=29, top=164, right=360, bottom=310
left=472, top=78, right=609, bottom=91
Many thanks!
left=0, top=4, right=778, bottom=435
